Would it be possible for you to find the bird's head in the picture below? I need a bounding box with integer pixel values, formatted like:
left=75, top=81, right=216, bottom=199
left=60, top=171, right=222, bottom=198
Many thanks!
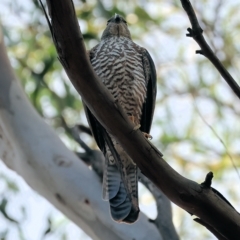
left=101, top=14, right=131, bottom=40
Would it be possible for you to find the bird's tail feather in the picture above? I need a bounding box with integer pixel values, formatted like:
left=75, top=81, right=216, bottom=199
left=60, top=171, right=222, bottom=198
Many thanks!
left=103, top=160, right=139, bottom=223
left=102, top=130, right=139, bottom=223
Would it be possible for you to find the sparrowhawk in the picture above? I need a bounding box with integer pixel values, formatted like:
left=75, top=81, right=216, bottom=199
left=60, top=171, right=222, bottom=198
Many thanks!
left=84, top=14, right=157, bottom=223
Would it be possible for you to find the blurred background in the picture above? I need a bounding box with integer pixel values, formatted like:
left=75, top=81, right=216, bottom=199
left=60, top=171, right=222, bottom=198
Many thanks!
left=0, top=0, right=240, bottom=239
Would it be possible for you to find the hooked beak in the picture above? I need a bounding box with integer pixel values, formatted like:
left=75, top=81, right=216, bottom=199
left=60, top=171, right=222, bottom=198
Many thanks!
left=114, top=13, right=121, bottom=23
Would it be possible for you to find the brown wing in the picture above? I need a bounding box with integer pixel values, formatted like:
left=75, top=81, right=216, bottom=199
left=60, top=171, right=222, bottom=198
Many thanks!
left=140, top=49, right=157, bottom=134
left=83, top=103, right=106, bottom=154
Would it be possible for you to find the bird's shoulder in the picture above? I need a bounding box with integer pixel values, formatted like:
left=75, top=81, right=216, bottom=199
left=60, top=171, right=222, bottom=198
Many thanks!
left=88, top=38, right=152, bottom=64
left=89, top=44, right=100, bottom=59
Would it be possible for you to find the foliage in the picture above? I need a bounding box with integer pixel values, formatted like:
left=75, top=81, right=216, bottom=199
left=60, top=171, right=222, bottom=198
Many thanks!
left=0, top=0, right=240, bottom=239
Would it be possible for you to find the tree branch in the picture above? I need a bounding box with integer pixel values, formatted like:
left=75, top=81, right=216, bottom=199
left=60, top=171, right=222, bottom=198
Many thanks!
left=40, top=0, right=240, bottom=238
left=179, top=0, right=240, bottom=99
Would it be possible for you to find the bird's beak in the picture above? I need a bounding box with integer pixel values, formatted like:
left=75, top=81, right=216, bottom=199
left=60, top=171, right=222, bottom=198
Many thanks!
left=114, top=13, right=121, bottom=23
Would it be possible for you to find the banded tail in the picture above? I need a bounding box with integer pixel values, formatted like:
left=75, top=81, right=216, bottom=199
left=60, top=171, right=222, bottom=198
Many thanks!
left=103, top=152, right=139, bottom=223
left=101, top=129, right=140, bottom=223
left=83, top=105, right=140, bottom=223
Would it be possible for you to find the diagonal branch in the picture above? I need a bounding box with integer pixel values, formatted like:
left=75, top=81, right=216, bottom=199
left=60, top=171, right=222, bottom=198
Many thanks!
left=42, top=0, right=240, bottom=238
left=180, top=0, right=240, bottom=99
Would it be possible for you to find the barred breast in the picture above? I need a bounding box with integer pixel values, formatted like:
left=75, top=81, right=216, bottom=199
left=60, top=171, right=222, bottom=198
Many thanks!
left=90, top=36, right=147, bottom=124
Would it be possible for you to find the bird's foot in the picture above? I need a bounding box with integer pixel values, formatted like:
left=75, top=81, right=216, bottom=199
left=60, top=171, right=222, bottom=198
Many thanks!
left=133, top=124, right=141, bottom=130
left=128, top=115, right=141, bottom=130
left=128, top=115, right=135, bottom=123
left=143, top=132, right=152, bottom=140
left=128, top=115, right=152, bottom=139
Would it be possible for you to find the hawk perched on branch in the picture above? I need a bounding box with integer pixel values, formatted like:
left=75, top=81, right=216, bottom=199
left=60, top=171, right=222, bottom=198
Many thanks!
left=85, top=14, right=157, bottom=223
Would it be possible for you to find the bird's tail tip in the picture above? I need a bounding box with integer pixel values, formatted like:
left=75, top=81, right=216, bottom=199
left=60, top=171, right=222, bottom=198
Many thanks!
left=123, top=207, right=140, bottom=223
left=111, top=205, right=140, bottom=224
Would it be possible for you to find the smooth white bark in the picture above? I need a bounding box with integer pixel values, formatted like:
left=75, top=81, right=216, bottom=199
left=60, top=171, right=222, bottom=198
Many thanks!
left=0, top=33, right=162, bottom=240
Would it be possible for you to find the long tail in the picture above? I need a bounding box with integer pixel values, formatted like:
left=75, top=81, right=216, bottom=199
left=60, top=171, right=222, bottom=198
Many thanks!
left=102, top=131, right=139, bottom=223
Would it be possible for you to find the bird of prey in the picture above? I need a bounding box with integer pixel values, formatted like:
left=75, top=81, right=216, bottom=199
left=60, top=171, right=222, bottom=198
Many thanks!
left=84, top=14, right=157, bottom=223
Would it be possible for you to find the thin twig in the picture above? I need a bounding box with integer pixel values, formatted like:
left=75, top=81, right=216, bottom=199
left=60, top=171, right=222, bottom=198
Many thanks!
left=193, top=98, right=240, bottom=180
left=180, top=0, right=240, bottom=99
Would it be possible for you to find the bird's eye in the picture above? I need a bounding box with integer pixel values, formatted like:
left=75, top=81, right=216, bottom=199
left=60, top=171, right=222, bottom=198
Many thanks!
left=123, top=20, right=127, bottom=25
left=107, top=19, right=111, bottom=25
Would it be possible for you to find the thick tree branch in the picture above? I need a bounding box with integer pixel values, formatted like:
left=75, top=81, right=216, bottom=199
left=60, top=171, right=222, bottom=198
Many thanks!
left=180, top=0, right=240, bottom=99
left=41, top=0, right=240, bottom=238
left=0, top=30, right=162, bottom=240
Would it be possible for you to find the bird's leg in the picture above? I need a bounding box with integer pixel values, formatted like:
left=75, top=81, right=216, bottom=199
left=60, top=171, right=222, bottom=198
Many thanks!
left=143, top=132, right=152, bottom=140
left=128, top=114, right=140, bottom=130
left=128, top=114, right=152, bottom=139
